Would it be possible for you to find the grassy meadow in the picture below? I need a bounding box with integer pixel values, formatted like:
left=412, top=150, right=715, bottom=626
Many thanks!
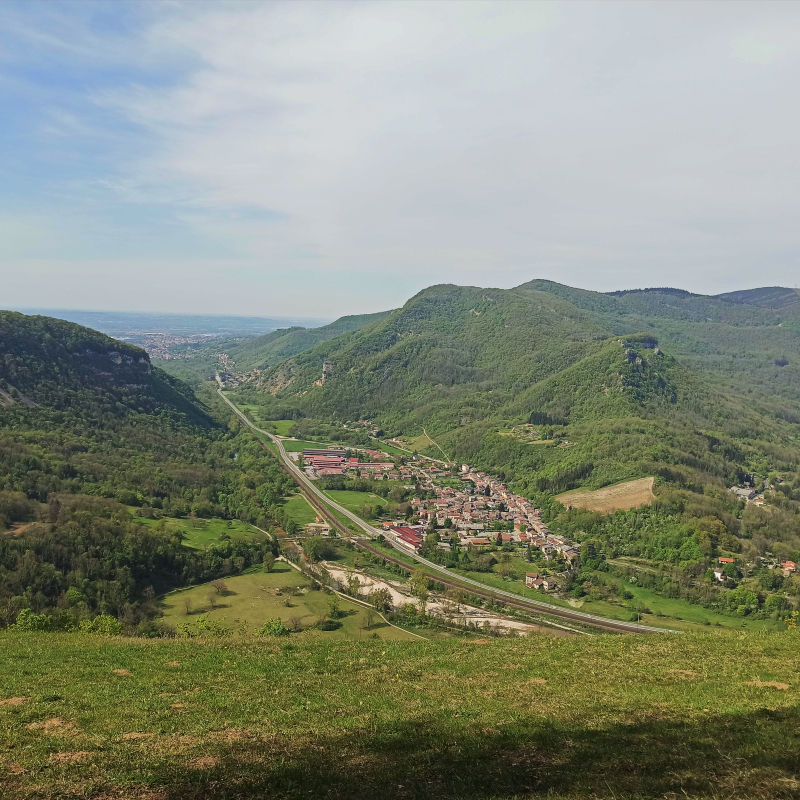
left=1, top=630, right=798, bottom=799
left=322, top=489, right=388, bottom=517
left=129, top=511, right=266, bottom=550
left=282, top=493, right=318, bottom=527
left=160, top=563, right=416, bottom=642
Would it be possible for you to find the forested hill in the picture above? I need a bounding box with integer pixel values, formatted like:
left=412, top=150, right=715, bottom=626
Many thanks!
left=519, top=280, right=800, bottom=417
left=0, top=311, right=208, bottom=424
left=226, top=310, right=394, bottom=374
left=0, top=312, right=293, bottom=633
left=234, top=281, right=800, bottom=493
left=156, top=309, right=393, bottom=387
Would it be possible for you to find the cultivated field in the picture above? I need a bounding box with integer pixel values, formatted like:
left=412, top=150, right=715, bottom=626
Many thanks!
left=556, top=477, right=655, bottom=513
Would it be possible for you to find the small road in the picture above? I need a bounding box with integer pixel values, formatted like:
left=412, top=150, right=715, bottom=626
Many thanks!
left=216, top=383, right=676, bottom=635
left=421, top=428, right=451, bottom=464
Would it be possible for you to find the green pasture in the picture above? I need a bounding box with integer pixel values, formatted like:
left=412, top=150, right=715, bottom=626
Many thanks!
left=282, top=493, right=318, bottom=527
left=160, top=565, right=416, bottom=642
left=129, top=511, right=266, bottom=550
left=579, top=580, right=784, bottom=632
left=265, top=419, right=297, bottom=436
left=280, top=440, right=333, bottom=452
left=322, top=490, right=388, bottom=517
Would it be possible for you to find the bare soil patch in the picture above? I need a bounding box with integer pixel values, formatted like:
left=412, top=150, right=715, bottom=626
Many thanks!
left=745, top=680, right=789, bottom=690
left=166, top=661, right=181, bottom=667
left=49, top=751, right=91, bottom=765
left=187, top=756, right=220, bottom=770
left=112, top=668, right=133, bottom=676
left=557, top=477, right=655, bottom=513
left=667, top=669, right=698, bottom=680
left=527, top=678, right=548, bottom=685
left=0, top=697, right=28, bottom=706
left=26, top=718, right=76, bottom=735
left=122, top=732, right=155, bottom=740
left=6, top=762, right=29, bottom=775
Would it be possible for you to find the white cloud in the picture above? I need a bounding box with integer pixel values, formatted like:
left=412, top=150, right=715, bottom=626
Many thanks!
left=3, top=0, right=800, bottom=314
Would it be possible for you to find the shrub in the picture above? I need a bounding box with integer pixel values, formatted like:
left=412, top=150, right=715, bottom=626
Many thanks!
left=13, top=608, right=51, bottom=632
left=256, top=618, right=291, bottom=636
left=78, top=614, right=124, bottom=636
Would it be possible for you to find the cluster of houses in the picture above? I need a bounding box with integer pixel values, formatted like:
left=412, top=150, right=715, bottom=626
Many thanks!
left=713, top=556, right=796, bottom=582
left=383, top=469, right=578, bottom=591
left=400, top=469, right=578, bottom=562
left=302, top=448, right=397, bottom=478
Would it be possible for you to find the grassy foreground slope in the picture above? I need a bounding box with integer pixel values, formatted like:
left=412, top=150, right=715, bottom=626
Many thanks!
left=2, top=630, right=798, bottom=799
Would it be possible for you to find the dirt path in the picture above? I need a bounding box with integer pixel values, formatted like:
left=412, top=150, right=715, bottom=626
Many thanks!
left=324, top=565, right=571, bottom=637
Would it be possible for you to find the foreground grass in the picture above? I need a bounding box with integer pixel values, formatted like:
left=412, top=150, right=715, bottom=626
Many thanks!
left=1, top=631, right=798, bottom=799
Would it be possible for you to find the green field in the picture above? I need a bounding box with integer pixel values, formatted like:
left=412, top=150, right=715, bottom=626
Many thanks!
left=579, top=579, right=785, bottom=632
left=369, top=439, right=409, bottom=455
left=160, top=564, right=416, bottom=642
left=322, top=490, right=387, bottom=518
left=129, top=511, right=266, bottom=550
left=281, top=439, right=333, bottom=452
left=2, top=630, right=798, bottom=799
left=446, top=559, right=782, bottom=632
left=282, top=493, right=318, bottom=527
left=266, top=419, right=297, bottom=436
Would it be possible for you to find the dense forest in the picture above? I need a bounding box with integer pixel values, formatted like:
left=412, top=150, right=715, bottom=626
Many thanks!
left=0, top=312, right=291, bottom=633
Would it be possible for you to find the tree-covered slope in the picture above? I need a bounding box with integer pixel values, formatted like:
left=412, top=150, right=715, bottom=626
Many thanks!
left=224, top=310, right=394, bottom=373
left=253, top=284, right=610, bottom=425
left=156, top=310, right=394, bottom=387
left=520, top=280, right=800, bottom=412
left=0, top=311, right=206, bottom=423
left=0, top=312, right=294, bottom=632
left=235, top=281, right=800, bottom=494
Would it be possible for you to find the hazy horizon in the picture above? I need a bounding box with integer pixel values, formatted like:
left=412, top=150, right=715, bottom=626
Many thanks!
left=2, top=1, right=799, bottom=317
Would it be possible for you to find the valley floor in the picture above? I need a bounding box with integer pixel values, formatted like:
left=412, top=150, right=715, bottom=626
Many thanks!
left=1, top=631, right=798, bottom=799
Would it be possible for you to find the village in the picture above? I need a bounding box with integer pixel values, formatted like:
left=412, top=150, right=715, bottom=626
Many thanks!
left=298, top=444, right=579, bottom=593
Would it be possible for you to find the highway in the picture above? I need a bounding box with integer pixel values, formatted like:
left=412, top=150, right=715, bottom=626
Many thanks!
left=217, top=384, right=676, bottom=635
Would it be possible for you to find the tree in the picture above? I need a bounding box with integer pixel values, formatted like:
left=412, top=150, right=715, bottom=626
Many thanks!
left=362, top=608, right=376, bottom=631
left=211, top=579, right=228, bottom=595
left=370, top=587, right=392, bottom=612
left=328, top=595, right=341, bottom=619
left=263, top=553, right=276, bottom=573
left=449, top=587, right=468, bottom=613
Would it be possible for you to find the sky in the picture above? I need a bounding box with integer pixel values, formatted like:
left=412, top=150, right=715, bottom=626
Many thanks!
left=1, top=0, right=799, bottom=317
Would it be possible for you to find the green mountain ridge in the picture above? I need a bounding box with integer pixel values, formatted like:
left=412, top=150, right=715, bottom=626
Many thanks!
left=226, top=310, right=394, bottom=373
left=234, top=281, right=799, bottom=498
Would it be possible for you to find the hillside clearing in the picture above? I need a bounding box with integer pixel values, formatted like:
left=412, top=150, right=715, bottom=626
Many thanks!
left=557, top=477, right=656, bottom=513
